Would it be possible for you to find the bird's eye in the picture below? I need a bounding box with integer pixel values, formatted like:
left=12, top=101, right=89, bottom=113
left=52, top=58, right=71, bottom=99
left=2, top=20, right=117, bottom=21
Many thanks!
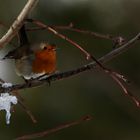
left=43, top=46, right=47, bottom=50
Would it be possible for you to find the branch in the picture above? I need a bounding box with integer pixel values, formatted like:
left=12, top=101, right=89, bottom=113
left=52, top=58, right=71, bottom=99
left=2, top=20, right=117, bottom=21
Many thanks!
left=26, top=19, right=132, bottom=88
left=16, top=115, right=92, bottom=140
left=26, top=19, right=92, bottom=59
left=0, top=32, right=139, bottom=92
left=13, top=91, right=37, bottom=123
left=99, top=32, right=140, bottom=64
left=0, top=32, right=140, bottom=107
left=27, top=24, right=125, bottom=46
left=0, top=79, right=37, bottom=123
left=53, top=25, right=126, bottom=47
left=0, top=0, right=39, bottom=48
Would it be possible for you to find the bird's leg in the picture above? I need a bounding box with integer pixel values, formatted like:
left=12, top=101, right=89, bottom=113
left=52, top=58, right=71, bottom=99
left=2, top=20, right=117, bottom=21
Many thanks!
left=22, top=77, right=33, bottom=87
left=47, top=78, right=51, bottom=86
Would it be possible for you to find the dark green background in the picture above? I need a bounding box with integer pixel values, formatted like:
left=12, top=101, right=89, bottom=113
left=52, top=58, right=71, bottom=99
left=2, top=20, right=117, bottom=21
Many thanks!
left=0, top=0, right=140, bottom=139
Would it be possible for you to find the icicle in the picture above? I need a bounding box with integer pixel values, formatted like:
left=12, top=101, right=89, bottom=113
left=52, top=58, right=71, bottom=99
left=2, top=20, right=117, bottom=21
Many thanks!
left=0, top=93, right=17, bottom=124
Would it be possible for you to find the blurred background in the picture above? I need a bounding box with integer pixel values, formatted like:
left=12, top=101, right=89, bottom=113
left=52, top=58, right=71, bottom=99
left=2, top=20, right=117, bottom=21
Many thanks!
left=0, top=0, right=140, bottom=139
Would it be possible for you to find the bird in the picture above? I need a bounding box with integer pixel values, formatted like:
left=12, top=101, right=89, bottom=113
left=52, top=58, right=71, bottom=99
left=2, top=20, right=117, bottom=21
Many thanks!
left=3, top=24, right=57, bottom=81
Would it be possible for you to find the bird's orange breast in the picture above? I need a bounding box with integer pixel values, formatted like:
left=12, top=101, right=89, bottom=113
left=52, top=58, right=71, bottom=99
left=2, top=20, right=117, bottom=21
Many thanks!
left=32, top=49, right=56, bottom=74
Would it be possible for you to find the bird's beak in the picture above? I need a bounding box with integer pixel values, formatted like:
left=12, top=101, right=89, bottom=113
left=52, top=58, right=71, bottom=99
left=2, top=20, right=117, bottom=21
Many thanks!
left=54, top=48, right=60, bottom=51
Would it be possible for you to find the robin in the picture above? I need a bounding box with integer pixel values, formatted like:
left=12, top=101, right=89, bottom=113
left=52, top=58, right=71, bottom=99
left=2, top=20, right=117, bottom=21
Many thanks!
left=3, top=25, right=57, bottom=81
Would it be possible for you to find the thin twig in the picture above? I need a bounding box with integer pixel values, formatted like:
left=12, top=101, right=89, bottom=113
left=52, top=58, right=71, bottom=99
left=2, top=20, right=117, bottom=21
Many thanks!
left=53, top=24, right=126, bottom=46
left=26, top=19, right=128, bottom=81
left=0, top=33, right=140, bottom=107
left=0, top=32, right=139, bottom=92
left=13, top=91, right=37, bottom=123
left=98, top=33, right=140, bottom=64
left=18, top=99, right=37, bottom=123
left=26, top=19, right=91, bottom=60
left=26, top=19, right=134, bottom=105
left=0, top=78, right=37, bottom=123
left=110, top=74, right=140, bottom=107
left=0, top=0, right=39, bottom=48
left=26, top=24, right=125, bottom=46
left=16, top=115, right=92, bottom=140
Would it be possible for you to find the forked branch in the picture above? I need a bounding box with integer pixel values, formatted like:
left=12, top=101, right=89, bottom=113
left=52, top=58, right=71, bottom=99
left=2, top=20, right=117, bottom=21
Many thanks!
left=22, top=19, right=140, bottom=107
left=0, top=32, right=140, bottom=107
left=16, top=115, right=92, bottom=140
left=27, top=23, right=125, bottom=46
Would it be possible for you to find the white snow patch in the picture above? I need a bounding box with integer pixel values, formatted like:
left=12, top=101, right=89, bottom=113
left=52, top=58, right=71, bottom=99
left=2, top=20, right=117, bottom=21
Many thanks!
left=0, top=93, right=17, bottom=124
left=2, top=83, right=12, bottom=88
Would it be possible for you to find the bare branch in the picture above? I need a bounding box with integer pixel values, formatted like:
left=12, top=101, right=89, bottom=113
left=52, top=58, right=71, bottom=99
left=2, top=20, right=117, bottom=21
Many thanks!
left=26, top=19, right=91, bottom=60
left=26, top=24, right=126, bottom=46
left=0, top=20, right=140, bottom=110
left=26, top=19, right=130, bottom=88
left=13, top=91, right=37, bottom=123
left=110, top=74, right=140, bottom=107
left=0, top=32, right=139, bottom=107
left=0, top=32, right=139, bottom=92
left=0, top=0, right=39, bottom=48
left=0, top=78, right=37, bottom=123
left=52, top=24, right=126, bottom=46
left=99, top=33, right=140, bottom=64
left=15, top=115, right=92, bottom=140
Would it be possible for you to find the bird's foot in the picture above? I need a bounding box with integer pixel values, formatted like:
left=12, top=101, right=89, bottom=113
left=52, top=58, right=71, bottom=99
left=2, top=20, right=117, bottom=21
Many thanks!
left=22, top=77, right=33, bottom=87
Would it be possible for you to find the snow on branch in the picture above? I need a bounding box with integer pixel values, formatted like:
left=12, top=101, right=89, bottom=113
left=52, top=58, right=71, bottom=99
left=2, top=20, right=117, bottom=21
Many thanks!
left=0, top=83, right=17, bottom=124
left=0, top=93, right=17, bottom=124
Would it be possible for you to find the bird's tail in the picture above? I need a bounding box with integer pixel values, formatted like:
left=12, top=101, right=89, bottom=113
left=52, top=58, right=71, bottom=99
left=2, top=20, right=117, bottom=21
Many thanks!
left=19, top=24, right=29, bottom=46
left=1, top=24, right=29, bottom=60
